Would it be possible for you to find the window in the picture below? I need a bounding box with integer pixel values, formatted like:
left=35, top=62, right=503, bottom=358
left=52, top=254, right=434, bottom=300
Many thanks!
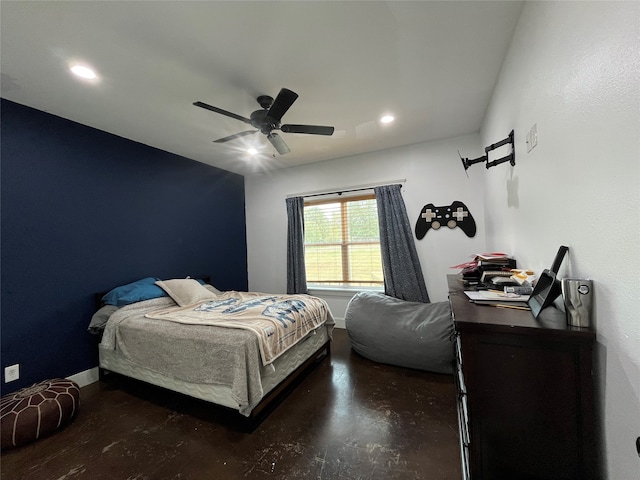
left=304, top=194, right=383, bottom=289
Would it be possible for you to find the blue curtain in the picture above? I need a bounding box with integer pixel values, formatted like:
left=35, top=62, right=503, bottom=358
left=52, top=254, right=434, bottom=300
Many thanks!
left=375, top=184, right=430, bottom=303
left=286, top=196, right=308, bottom=294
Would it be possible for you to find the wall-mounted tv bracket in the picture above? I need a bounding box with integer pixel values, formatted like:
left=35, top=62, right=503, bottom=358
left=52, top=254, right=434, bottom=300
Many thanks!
left=458, top=150, right=487, bottom=176
left=458, top=130, right=515, bottom=174
left=485, top=129, right=515, bottom=169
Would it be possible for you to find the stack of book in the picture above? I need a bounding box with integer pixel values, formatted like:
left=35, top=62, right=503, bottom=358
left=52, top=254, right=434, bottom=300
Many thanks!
left=451, top=252, right=517, bottom=286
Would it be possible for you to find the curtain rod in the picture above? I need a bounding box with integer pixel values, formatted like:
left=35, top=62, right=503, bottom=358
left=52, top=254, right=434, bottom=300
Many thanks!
left=286, top=179, right=406, bottom=199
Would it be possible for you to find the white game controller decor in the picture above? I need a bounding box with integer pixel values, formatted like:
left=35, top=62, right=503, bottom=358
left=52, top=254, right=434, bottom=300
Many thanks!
left=415, top=201, right=476, bottom=239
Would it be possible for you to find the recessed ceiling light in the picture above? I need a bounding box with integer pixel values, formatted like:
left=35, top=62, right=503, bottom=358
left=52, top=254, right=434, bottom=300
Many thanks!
left=70, top=65, right=97, bottom=79
left=380, top=115, right=395, bottom=124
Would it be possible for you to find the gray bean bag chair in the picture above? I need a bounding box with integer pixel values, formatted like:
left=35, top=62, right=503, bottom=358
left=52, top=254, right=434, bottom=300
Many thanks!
left=345, top=292, right=454, bottom=374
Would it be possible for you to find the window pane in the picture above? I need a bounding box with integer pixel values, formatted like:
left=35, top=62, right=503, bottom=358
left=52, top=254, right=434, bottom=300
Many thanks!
left=305, top=245, right=342, bottom=282
left=348, top=244, right=383, bottom=285
left=347, top=200, right=379, bottom=242
left=304, top=203, right=342, bottom=244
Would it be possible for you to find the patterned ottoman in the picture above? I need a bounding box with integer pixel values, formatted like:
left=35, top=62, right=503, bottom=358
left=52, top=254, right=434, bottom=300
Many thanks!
left=1, top=378, right=80, bottom=449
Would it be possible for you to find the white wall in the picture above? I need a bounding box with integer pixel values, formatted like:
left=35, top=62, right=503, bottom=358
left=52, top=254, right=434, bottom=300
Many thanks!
left=246, top=133, right=487, bottom=321
left=246, top=2, right=639, bottom=476
left=481, top=2, right=640, bottom=478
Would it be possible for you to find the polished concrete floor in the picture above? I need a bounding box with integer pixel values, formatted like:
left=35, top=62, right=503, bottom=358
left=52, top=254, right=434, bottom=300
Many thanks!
left=1, top=329, right=462, bottom=480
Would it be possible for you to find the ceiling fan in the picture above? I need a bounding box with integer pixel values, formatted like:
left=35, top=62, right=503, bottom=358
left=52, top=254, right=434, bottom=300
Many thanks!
left=193, top=88, right=334, bottom=155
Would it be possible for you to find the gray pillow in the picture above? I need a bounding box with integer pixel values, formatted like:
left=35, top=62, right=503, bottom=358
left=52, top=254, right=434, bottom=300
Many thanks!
left=345, top=292, right=454, bottom=374
left=88, top=305, right=119, bottom=335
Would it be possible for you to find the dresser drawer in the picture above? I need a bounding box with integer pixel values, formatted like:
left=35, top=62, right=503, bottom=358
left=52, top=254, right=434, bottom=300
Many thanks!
left=456, top=389, right=470, bottom=444
left=456, top=387, right=471, bottom=480
left=454, top=332, right=471, bottom=478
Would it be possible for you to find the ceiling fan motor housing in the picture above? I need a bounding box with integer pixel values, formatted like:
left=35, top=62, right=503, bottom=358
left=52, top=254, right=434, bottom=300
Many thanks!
left=256, top=95, right=274, bottom=110
left=250, top=109, right=279, bottom=134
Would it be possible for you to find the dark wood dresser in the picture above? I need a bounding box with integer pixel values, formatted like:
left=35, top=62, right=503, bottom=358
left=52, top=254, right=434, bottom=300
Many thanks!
left=448, top=275, right=598, bottom=480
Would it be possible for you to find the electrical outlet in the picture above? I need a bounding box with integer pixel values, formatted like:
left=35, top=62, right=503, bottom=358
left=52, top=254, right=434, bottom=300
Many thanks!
left=526, top=123, right=538, bottom=153
left=4, top=364, right=20, bottom=383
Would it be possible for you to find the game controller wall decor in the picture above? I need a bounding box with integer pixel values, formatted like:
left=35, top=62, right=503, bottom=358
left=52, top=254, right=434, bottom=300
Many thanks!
left=459, top=130, right=515, bottom=174
left=415, top=201, right=476, bottom=239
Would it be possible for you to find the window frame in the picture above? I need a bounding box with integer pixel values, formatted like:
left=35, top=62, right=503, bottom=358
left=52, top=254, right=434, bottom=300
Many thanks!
left=303, top=193, right=384, bottom=291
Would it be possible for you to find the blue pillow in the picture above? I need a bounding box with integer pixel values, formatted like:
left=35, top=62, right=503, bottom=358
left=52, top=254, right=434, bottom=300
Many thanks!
left=102, top=277, right=167, bottom=307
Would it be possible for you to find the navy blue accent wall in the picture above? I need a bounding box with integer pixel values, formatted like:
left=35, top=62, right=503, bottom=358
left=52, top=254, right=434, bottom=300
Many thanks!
left=1, top=99, right=248, bottom=392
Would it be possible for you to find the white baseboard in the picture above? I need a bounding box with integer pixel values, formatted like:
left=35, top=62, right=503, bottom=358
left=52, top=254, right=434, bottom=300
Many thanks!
left=67, top=367, right=99, bottom=388
left=334, top=317, right=345, bottom=329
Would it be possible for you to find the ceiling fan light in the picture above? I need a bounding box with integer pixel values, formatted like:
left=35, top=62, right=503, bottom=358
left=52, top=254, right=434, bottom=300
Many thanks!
left=247, top=147, right=258, bottom=155
left=380, top=115, right=395, bottom=124
left=70, top=65, right=97, bottom=79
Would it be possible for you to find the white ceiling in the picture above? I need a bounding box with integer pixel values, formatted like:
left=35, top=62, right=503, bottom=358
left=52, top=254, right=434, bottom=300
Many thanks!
left=1, top=1, right=524, bottom=176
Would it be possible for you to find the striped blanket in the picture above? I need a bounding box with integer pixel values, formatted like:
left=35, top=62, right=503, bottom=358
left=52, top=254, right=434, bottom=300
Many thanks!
left=145, top=291, right=332, bottom=365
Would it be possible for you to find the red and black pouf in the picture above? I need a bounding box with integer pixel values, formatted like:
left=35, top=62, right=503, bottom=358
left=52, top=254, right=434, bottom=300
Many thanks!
left=1, top=378, right=80, bottom=449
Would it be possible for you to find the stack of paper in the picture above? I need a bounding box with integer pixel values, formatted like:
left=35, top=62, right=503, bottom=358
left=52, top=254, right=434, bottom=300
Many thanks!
left=464, top=290, right=530, bottom=305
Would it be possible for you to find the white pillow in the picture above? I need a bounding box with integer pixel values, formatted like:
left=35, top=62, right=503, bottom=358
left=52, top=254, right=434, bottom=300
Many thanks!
left=203, top=284, right=222, bottom=294
left=155, top=279, right=219, bottom=307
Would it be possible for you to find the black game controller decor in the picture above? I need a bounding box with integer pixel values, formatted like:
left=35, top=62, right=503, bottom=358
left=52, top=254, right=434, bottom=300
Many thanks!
left=415, top=201, right=476, bottom=239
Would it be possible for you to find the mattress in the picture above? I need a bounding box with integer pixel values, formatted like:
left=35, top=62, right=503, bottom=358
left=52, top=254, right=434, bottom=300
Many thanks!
left=99, top=325, right=330, bottom=416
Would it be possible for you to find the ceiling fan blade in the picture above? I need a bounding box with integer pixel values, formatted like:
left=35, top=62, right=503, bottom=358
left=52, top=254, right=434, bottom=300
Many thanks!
left=193, top=101, right=251, bottom=124
left=267, top=133, right=291, bottom=155
left=281, top=124, right=335, bottom=136
left=266, top=88, right=298, bottom=123
left=213, top=130, right=257, bottom=143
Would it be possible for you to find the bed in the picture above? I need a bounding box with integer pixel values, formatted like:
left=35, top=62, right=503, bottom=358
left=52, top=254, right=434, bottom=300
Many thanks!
left=89, top=277, right=334, bottom=430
